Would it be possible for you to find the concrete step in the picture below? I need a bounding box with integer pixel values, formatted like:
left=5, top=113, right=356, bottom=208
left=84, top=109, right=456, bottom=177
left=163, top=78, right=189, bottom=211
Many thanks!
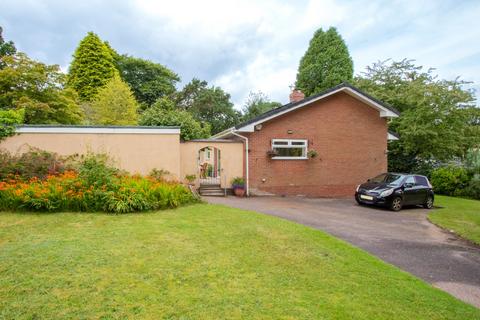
left=199, top=191, right=225, bottom=197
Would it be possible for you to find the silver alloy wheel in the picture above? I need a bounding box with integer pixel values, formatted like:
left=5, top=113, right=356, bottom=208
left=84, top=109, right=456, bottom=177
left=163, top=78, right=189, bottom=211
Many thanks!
left=425, top=197, right=433, bottom=209
left=392, top=198, right=402, bottom=211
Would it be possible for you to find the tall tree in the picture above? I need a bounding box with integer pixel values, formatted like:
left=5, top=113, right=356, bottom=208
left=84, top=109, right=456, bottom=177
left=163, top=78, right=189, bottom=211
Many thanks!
left=354, top=59, right=479, bottom=173
left=67, top=32, right=118, bottom=101
left=89, top=74, right=138, bottom=125
left=0, top=53, right=83, bottom=124
left=241, top=91, right=281, bottom=122
left=0, top=26, right=16, bottom=69
left=117, top=55, right=179, bottom=107
left=174, top=78, right=240, bottom=134
left=296, top=27, right=353, bottom=96
left=139, top=97, right=210, bottom=141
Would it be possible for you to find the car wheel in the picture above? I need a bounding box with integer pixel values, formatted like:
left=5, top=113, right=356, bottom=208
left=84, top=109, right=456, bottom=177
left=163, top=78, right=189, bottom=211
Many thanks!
left=390, top=197, right=403, bottom=211
left=423, top=196, right=434, bottom=209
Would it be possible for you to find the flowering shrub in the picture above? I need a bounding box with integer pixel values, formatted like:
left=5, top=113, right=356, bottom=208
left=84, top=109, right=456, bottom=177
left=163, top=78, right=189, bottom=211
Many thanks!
left=0, top=171, right=198, bottom=213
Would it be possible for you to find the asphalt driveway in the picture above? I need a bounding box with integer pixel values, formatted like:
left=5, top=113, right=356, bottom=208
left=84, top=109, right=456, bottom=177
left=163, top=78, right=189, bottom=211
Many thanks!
left=206, top=196, right=480, bottom=308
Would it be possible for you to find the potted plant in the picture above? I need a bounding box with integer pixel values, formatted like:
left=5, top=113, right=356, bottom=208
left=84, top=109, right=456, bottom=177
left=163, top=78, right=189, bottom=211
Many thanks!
left=307, top=150, right=318, bottom=159
left=231, top=176, right=245, bottom=197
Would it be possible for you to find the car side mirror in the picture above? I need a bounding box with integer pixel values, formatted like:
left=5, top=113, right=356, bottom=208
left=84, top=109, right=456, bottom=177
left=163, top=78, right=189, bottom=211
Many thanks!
left=404, top=183, right=413, bottom=188
left=367, top=179, right=371, bottom=182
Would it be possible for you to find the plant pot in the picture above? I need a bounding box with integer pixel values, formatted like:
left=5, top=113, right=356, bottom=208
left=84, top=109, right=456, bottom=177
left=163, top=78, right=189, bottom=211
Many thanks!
left=234, top=187, right=245, bottom=197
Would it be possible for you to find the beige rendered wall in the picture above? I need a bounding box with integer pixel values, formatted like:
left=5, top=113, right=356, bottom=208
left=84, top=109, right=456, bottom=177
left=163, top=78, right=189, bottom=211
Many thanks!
left=0, top=133, right=181, bottom=177
left=180, top=141, right=244, bottom=188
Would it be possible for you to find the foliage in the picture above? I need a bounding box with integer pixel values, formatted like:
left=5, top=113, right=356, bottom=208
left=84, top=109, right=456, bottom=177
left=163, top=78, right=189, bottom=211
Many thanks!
left=75, top=152, right=119, bottom=188
left=0, top=53, right=83, bottom=124
left=174, top=78, right=240, bottom=134
left=117, top=55, right=179, bottom=107
left=0, top=151, right=197, bottom=213
left=0, top=148, right=67, bottom=180
left=0, top=171, right=197, bottom=213
left=0, top=26, right=16, bottom=69
left=148, top=168, right=170, bottom=181
left=295, top=27, right=353, bottom=96
left=430, top=166, right=470, bottom=196
left=67, top=32, right=118, bottom=101
left=231, top=176, right=245, bottom=188
left=464, top=174, right=480, bottom=200
left=185, top=174, right=196, bottom=184
left=88, top=74, right=139, bottom=125
left=429, top=196, right=480, bottom=245
left=355, top=59, right=479, bottom=171
left=307, top=149, right=318, bottom=159
left=241, top=91, right=281, bottom=122
left=139, top=97, right=210, bottom=140
left=0, top=108, right=23, bottom=140
left=1, top=206, right=478, bottom=319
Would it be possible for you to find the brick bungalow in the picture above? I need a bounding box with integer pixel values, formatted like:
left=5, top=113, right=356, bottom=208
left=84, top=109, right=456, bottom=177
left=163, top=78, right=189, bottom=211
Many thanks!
left=1, top=82, right=399, bottom=198
left=212, top=83, right=400, bottom=197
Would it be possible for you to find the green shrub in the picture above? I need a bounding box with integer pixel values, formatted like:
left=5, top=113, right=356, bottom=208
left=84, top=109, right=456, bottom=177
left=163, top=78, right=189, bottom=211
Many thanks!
left=0, top=148, right=66, bottom=181
left=76, top=152, right=119, bottom=187
left=463, top=174, right=480, bottom=200
left=430, top=166, right=470, bottom=196
left=148, top=168, right=170, bottom=182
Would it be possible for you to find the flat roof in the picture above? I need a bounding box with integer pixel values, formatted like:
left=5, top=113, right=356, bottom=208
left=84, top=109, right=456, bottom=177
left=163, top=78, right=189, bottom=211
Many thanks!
left=15, top=125, right=180, bottom=135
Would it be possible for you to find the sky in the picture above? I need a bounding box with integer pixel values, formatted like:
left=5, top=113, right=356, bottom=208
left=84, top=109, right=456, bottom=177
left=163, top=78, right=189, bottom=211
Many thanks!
left=1, top=0, right=479, bottom=109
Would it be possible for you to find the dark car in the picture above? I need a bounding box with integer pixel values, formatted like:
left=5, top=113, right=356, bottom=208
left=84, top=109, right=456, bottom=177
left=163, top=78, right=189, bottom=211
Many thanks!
left=355, top=173, right=434, bottom=211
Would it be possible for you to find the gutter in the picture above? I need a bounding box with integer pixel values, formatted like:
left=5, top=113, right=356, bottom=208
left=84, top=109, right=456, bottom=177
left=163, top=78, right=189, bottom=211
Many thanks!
left=229, top=130, right=249, bottom=197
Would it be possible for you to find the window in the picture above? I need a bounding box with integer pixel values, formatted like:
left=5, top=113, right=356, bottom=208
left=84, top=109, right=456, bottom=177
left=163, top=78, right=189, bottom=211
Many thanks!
left=415, top=176, right=431, bottom=187
left=271, top=139, right=308, bottom=159
left=404, top=176, right=415, bottom=186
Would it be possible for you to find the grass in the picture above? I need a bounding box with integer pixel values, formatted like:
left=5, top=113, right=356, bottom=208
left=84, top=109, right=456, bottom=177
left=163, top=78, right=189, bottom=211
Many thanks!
left=429, top=195, right=480, bottom=245
left=0, top=204, right=479, bottom=319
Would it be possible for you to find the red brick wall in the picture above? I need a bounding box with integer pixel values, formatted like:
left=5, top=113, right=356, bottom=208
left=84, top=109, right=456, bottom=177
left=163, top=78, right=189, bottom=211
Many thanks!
left=243, top=92, right=388, bottom=197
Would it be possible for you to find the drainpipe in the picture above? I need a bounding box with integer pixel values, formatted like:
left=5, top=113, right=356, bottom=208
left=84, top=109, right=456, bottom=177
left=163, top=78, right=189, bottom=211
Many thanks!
left=230, top=130, right=249, bottom=196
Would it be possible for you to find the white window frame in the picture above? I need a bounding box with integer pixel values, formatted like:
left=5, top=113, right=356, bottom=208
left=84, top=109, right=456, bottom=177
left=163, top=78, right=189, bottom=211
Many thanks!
left=271, top=139, right=308, bottom=160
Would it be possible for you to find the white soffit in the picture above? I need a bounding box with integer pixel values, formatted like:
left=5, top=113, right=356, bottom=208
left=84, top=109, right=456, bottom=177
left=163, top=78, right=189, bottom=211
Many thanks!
left=16, top=126, right=180, bottom=134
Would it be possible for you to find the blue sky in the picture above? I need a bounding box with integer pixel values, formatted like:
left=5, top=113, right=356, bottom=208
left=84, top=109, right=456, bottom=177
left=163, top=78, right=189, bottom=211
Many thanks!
left=1, top=0, right=479, bottom=108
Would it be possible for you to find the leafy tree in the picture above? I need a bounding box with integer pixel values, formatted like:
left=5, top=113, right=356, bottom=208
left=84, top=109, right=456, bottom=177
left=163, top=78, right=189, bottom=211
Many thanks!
left=296, top=27, right=353, bottom=96
left=0, top=26, right=16, bottom=69
left=0, top=53, right=83, bottom=124
left=241, top=91, right=281, bottom=122
left=354, top=59, right=479, bottom=172
left=139, top=97, right=210, bottom=141
left=89, top=74, right=138, bottom=125
left=0, top=108, right=24, bottom=141
left=117, top=55, right=179, bottom=107
left=174, top=78, right=240, bottom=134
left=67, top=32, right=118, bottom=101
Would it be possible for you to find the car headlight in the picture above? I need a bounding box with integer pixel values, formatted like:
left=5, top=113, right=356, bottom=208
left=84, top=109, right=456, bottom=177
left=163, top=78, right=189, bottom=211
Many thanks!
left=380, top=188, right=394, bottom=197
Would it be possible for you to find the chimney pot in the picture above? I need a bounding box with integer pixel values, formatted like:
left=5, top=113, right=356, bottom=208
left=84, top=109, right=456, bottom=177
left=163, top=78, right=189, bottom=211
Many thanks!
left=289, top=89, right=305, bottom=102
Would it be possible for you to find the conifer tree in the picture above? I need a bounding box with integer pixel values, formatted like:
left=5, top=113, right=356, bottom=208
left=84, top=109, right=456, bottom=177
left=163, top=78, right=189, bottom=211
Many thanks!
left=67, top=32, right=118, bottom=101
left=89, top=74, right=138, bottom=125
left=295, top=27, right=353, bottom=96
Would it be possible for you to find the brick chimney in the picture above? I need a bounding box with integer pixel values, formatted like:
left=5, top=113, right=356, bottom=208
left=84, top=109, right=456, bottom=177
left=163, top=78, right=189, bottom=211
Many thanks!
left=289, top=88, right=305, bottom=103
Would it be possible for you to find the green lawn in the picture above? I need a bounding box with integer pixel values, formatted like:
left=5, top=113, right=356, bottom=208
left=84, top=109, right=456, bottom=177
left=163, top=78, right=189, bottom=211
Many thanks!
left=1, top=204, right=478, bottom=319
left=429, top=195, right=480, bottom=245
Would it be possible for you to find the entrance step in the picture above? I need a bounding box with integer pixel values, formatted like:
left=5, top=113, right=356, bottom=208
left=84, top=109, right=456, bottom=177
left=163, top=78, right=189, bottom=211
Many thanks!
left=199, top=184, right=225, bottom=197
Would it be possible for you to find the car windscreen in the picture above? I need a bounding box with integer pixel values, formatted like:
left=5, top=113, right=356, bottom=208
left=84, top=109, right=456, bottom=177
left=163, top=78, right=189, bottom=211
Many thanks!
left=370, top=173, right=404, bottom=186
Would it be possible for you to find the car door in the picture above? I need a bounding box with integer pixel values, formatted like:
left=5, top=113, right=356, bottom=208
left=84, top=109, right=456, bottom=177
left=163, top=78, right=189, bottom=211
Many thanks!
left=402, top=176, right=418, bottom=205
left=414, top=175, right=430, bottom=204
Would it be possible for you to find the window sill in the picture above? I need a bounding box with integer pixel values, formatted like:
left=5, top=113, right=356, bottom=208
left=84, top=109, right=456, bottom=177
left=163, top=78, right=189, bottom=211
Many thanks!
left=271, top=156, right=308, bottom=160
